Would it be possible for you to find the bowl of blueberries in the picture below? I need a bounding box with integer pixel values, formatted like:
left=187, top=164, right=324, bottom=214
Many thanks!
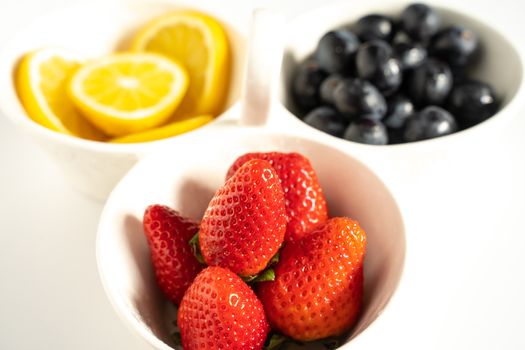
left=281, top=1, right=525, bottom=146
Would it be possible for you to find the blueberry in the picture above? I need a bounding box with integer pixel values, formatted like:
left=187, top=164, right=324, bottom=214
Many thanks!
left=450, top=65, right=468, bottom=85
left=344, top=119, right=389, bottom=145
left=356, top=40, right=402, bottom=95
left=384, top=94, right=415, bottom=129
left=333, top=78, right=387, bottom=121
left=303, top=106, right=347, bottom=137
left=355, top=14, right=395, bottom=42
left=388, top=128, right=405, bottom=144
left=401, top=3, right=440, bottom=42
left=292, top=59, right=328, bottom=113
left=408, top=58, right=453, bottom=106
left=403, top=106, right=458, bottom=141
left=430, top=25, right=479, bottom=66
left=447, top=81, right=499, bottom=127
left=392, top=30, right=413, bottom=45
left=393, top=42, right=427, bottom=70
left=315, top=30, right=360, bottom=74
left=320, top=74, right=344, bottom=105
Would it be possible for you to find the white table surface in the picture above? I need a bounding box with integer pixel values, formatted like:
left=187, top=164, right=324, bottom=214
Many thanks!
left=1, top=0, right=524, bottom=349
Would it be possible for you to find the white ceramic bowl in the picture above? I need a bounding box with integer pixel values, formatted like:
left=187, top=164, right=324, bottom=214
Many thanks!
left=96, top=128, right=406, bottom=349
left=0, top=0, right=247, bottom=200
left=276, top=0, right=525, bottom=181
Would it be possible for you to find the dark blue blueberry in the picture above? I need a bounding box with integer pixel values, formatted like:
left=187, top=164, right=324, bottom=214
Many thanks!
left=384, top=94, right=415, bottom=129
left=315, top=30, right=360, bottom=74
left=333, top=78, right=387, bottom=121
left=356, top=40, right=402, bottom=95
left=344, top=119, right=389, bottom=145
left=303, top=106, right=347, bottom=137
left=355, top=14, right=396, bottom=42
left=358, top=112, right=386, bottom=122
left=388, top=128, right=405, bottom=144
left=430, top=25, right=479, bottom=67
left=408, top=58, right=453, bottom=106
left=292, top=59, right=328, bottom=113
left=393, top=42, right=427, bottom=70
left=392, top=30, right=413, bottom=45
left=320, top=74, right=344, bottom=105
left=447, top=81, right=499, bottom=127
left=401, top=3, right=440, bottom=42
left=450, top=65, right=468, bottom=85
left=403, top=106, right=458, bottom=141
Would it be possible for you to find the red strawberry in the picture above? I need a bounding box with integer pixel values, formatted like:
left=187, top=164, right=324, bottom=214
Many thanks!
left=257, top=217, right=366, bottom=341
left=178, top=266, right=270, bottom=350
left=200, top=159, right=286, bottom=276
left=143, top=205, right=203, bottom=305
left=226, top=152, right=328, bottom=242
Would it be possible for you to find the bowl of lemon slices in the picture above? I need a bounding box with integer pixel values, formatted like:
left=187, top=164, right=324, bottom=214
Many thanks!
left=0, top=0, right=247, bottom=200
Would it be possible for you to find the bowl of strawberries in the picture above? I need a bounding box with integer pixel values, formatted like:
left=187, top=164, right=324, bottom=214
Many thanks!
left=96, top=127, right=405, bottom=349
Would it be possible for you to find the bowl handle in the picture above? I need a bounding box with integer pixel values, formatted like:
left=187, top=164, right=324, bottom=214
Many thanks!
left=239, top=8, right=285, bottom=126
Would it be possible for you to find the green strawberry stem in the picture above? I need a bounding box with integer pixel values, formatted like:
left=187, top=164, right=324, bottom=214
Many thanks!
left=189, top=232, right=206, bottom=264
left=268, top=251, right=280, bottom=266
left=264, top=333, right=289, bottom=350
left=241, top=250, right=280, bottom=283
left=242, top=268, right=275, bottom=283
left=190, top=233, right=280, bottom=283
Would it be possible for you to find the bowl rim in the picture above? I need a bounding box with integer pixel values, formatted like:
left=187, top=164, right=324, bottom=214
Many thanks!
left=279, top=0, right=525, bottom=150
left=95, top=127, right=407, bottom=349
left=0, top=0, right=247, bottom=155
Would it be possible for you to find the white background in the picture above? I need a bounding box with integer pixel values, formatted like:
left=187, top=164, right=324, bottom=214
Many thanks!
left=1, top=0, right=524, bottom=349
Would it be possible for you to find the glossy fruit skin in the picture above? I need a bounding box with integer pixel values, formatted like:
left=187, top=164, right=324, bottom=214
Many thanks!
left=430, top=26, right=478, bottom=66
left=447, top=81, right=499, bottom=127
left=315, top=30, right=360, bottom=74
left=333, top=78, right=387, bottom=120
left=143, top=205, right=203, bottom=305
left=355, top=14, right=395, bottom=42
left=393, top=42, right=427, bottom=70
left=178, top=267, right=270, bottom=350
left=392, top=30, right=413, bottom=45
left=404, top=105, right=458, bottom=142
left=292, top=59, right=328, bottom=113
left=356, top=40, right=402, bottom=95
left=257, top=217, right=366, bottom=341
left=344, top=119, right=388, bottom=145
left=320, top=74, right=344, bottom=105
left=226, top=152, right=328, bottom=243
left=401, top=3, right=441, bottom=42
left=200, top=159, right=286, bottom=276
left=303, top=106, right=347, bottom=137
left=408, top=59, right=453, bottom=106
left=384, top=94, right=415, bottom=129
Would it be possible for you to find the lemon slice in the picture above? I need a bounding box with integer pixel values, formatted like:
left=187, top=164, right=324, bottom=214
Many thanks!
left=131, top=10, right=230, bottom=117
left=110, top=114, right=212, bottom=143
left=68, top=53, right=189, bottom=137
left=16, top=48, right=106, bottom=141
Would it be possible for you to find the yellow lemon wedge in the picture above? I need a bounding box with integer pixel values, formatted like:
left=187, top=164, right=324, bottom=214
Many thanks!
left=68, top=53, right=189, bottom=137
left=131, top=10, right=230, bottom=117
left=16, top=47, right=106, bottom=141
left=110, top=114, right=213, bottom=143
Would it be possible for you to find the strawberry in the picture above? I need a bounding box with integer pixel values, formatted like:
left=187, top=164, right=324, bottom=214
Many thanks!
left=200, top=159, right=286, bottom=276
left=178, top=266, right=270, bottom=350
left=143, top=204, right=203, bottom=305
left=226, top=152, right=328, bottom=242
left=257, top=217, right=366, bottom=341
